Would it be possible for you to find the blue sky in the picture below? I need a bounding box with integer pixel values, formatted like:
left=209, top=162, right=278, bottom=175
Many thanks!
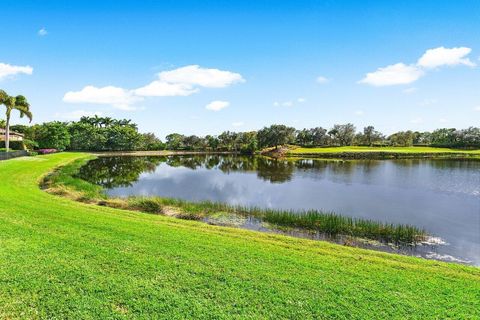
left=0, top=0, right=479, bottom=138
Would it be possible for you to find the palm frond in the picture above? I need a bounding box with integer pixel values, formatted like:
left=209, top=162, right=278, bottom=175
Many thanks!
left=14, top=103, right=33, bottom=122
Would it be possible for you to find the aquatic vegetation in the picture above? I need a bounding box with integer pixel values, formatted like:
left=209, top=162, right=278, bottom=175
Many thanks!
left=262, top=210, right=426, bottom=244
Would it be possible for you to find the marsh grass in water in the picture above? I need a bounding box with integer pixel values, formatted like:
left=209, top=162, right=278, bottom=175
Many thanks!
left=43, top=157, right=428, bottom=245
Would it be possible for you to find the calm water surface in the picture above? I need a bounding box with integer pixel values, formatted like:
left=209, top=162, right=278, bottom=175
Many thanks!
left=79, top=155, right=480, bottom=265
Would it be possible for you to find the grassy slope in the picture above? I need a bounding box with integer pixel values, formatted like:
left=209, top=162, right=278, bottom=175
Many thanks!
left=0, top=153, right=479, bottom=319
left=289, top=146, right=480, bottom=154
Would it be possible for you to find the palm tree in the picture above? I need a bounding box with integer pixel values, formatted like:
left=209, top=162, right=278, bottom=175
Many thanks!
left=0, top=91, right=32, bottom=152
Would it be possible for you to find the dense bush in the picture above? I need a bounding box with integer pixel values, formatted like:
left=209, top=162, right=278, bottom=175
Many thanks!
left=34, top=121, right=71, bottom=150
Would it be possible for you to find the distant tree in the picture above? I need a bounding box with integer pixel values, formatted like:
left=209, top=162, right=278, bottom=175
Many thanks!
left=0, top=119, right=5, bottom=128
left=140, top=133, right=165, bottom=150
left=257, top=124, right=296, bottom=149
left=35, top=122, right=70, bottom=150
left=329, top=124, right=356, bottom=146
left=166, top=133, right=185, bottom=150
left=205, top=135, right=220, bottom=151
left=296, top=129, right=313, bottom=146
left=183, top=135, right=202, bottom=150
left=218, top=131, right=240, bottom=151
left=105, top=125, right=142, bottom=151
left=430, top=128, right=457, bottom=146
left=238, top=131, right=258, bottom=154
left=68, top=122, right=106, bottom=150
left=359, top=126, right=384, bottom=146
left=388, top=131, right=414, bottom=146
left=311, top=127, right=329, bottom=146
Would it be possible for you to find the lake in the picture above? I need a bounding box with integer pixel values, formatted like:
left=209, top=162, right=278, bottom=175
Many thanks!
left=78, top=155, right=480, bottom=265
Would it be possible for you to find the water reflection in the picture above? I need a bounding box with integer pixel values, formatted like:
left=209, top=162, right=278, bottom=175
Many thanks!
left=77, top=156, right=165, bottom=188
left=78, top=155, right=480, bottom=265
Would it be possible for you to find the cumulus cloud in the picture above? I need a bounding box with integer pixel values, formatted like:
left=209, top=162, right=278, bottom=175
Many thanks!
left=54, top=110, right=103, bottom=120
left=297, top=97, right=306, bottom=103
left=316, top=76, right=329, bottom=84
left=64, top=65, right=244, bottom=109
left=158, top=65, right=245, bottom=88
left=359, top=63, right=424, bottom=86
left=134, top=81, right=198, bottom=97
left=63, top=86, right=142, bottom=110
left=474, top=106, right=480, bottom=112
left=205, top=100, right=230, bottom=111
left=0, top=62, right=33, bottom=80
left=38, top=28, right=48, bottom=36
left=417, top=47, right=476, bottom=68
left=360, top=46, right=475, bottom=87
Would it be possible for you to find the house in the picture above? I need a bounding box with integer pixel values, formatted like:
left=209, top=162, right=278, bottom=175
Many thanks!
left=0, top=128, right=24, bottom=141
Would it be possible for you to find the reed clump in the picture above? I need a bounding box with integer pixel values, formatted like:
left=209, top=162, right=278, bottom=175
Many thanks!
left=262, top=210, right=427, bottom=244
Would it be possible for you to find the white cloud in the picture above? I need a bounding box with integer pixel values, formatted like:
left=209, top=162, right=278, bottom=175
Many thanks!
left=410, top=117, right=424, bottom=124
left=354, top=110, right=364, bottom=116
left=297, top=97, right=306, bottom=103
left=0, top=63, right=33, bottom=80
left=359, top=63, right=424, bottom=86
left=274, top=101, right=293, bottom=107
left=232, top=121, right=244, bottom=127
left=403, top=87, right=417, bottom=94
left=360, top=46, right=475, bottom=87
left=38, top=28, right=48, bottom=36
left=205, top=100, right=229, bottom=111
left=417, top=47, right=476, bottom=69
left=54, top=110, right=103, bottom=120
left=474, top=106, right=480, bottom=111
left=439, top=118, right=448, bottom=123
left=158, top=65, right=245, bottom=88
left=63, top=85, right=142, bottom=110
left=316, top=76, right=329, bottom=84
left=134, top=81, right=198, bottom=97
left=64, top=65, right=244, bottom=110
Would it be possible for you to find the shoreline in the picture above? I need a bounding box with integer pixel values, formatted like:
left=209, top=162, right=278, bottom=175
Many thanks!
left=88, top=148, right=480, bottom=160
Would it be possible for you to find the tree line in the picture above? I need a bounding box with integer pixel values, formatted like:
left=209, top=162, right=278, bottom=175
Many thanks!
left=3, top=116, right=479, bottom=152
left=5, top=116, right=164, bottom=151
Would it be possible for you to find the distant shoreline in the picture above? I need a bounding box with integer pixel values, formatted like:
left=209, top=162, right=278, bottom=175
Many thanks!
left=85, top=146, right=480, bottom=160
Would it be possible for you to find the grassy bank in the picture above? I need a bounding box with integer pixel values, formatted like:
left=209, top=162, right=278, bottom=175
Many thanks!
left=0, top=153, right=479, bottom=318
left=43, top=157, right=427, bottom=244
left=287, top=146, right=480, bottom=159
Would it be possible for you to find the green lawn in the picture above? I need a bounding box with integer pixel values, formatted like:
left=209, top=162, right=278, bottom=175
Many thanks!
left=0, top=153, right=479, bottom=319
left=289, top=145, right=480, bottom=155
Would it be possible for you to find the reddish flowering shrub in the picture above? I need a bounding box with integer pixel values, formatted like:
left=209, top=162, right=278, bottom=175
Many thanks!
left=37, top=149, right=58, bottom=154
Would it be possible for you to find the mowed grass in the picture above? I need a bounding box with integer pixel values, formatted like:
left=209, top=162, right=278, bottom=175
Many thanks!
left=0, top=153, right=479, bottom=319
left=289, top=146, right=480, bottom=155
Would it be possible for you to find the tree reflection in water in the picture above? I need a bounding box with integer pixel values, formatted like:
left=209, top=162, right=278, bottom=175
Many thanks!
left=79, top=155, right=385, bottom=187
left=77, top=156, right=165, bottom=188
